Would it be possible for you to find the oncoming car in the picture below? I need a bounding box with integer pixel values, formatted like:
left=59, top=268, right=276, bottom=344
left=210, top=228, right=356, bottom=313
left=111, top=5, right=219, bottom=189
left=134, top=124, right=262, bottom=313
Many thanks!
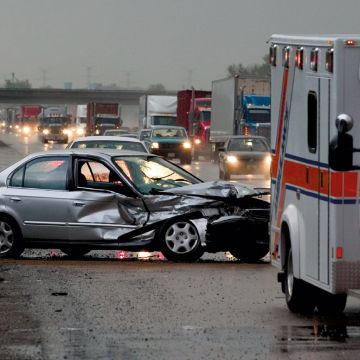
left=67, top=136, right=149, bottom=153
left=0, top=149, right=269, bottom=262
left=218, top=136, right=271, bottom=180
left=145, top=126, right=192, bottom=164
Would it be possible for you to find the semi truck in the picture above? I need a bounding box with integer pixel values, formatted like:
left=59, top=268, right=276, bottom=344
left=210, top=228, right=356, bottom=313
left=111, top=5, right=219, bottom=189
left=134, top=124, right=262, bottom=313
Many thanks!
left=86, top=102, right=122, bottom=135
left=139, top=95, right=177, bottom=129
left=16, top=105, right=42, bottom=135
left=39, top=105, right=70, bottom=143
left=210, top=76, right=270, bottom=161
left=270, top=34, right=360, bottom=314
left=176, top=90, right=212, bottom=160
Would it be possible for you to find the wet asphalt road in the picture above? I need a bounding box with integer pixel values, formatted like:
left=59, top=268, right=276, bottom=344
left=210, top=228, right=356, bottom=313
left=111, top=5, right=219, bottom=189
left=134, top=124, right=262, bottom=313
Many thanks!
left=1, top=131, right=360, bottom=360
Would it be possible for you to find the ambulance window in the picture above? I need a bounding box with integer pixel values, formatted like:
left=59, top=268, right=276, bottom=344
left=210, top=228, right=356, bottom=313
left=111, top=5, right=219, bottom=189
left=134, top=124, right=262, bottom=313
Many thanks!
left=307, top=92, right=317, bottom=153
left=282, top=46, right=290, bottom=68
left=269, top=44, right=277, bottom=66
left=326, top=48, right=334, bottom=73
left=310, top=48, right=319, bottom=72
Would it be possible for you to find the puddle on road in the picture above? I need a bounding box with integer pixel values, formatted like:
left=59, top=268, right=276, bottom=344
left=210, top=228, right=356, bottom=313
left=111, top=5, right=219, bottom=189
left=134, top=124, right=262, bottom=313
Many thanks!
left=276, top=319, right=360, bottom=353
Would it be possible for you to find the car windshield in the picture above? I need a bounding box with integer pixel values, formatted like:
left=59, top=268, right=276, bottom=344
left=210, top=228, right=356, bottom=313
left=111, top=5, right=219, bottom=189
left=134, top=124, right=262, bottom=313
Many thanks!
left=95, top=118, right=119, bottom=125
left=71, top=141, right=147, bottom=152
left=152, top=128, right=186, bottom=138
left=104, top=130, right=128, bottom=136
left=228, top=138, right=268, bottom=152
left=152, top=116, right=177, bottom=126
left=199, top=110, right=211, bottom=122
left=43, top=117, right=68, bottom=125
left=114, top=155, right=201, bottom=194
left=247, top=109, right=270, bottom=124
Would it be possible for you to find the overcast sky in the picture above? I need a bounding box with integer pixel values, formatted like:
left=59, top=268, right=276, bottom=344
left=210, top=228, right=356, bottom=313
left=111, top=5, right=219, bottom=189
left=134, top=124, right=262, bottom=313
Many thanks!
left=1, top=0, right=360, bottom=90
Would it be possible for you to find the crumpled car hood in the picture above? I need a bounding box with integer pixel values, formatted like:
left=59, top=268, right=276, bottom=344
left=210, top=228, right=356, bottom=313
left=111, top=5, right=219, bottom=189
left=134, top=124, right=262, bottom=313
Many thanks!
left=161, top=181, right=261, bottom=200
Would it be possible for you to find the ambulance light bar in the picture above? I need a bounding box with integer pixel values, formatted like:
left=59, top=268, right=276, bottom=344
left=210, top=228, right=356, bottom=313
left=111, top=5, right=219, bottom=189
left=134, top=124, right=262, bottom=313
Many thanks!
left=325, top=48, right=334, bottom=73
left=310, top=48, right=319, bottom=72
left=269, top=44, right=277, bottom=66
left=344, top=39, right=357, bottom=46
left=295, top=47, right=304, bottom=70
left=282, top=46, right=290, bottom=68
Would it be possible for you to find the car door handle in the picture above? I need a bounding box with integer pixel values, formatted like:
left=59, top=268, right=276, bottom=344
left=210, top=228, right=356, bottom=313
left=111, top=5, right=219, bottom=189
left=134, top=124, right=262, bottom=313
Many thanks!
left=73, top=201, right=85, bottom=207
left=10, top=197, right=21, bottom=202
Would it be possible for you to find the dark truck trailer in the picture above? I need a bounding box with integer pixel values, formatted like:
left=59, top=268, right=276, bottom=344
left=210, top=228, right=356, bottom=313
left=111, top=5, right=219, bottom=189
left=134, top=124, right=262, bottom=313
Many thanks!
left=87, top=102, right=122, bottom=135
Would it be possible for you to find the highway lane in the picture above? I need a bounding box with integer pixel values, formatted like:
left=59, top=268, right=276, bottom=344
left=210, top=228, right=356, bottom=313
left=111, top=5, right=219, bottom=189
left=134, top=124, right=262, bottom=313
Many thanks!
left=1, top=130, right=360, bottom=360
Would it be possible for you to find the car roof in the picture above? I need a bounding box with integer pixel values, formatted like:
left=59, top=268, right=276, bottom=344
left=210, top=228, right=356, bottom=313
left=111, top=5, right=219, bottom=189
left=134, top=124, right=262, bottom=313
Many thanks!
left=70, top=136, right=142, bottom=143
left=150, top=126, right=186, bottom=130
left=0, top=149, right=156, bottom=185
left=227, top=135, right=267, bottom=140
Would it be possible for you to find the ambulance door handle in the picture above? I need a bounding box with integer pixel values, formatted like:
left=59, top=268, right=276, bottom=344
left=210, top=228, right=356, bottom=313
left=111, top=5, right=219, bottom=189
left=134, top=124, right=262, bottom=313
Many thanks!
left=306, top=168, right=309, bottom=184
left=320, top=172, right=324, bottom=188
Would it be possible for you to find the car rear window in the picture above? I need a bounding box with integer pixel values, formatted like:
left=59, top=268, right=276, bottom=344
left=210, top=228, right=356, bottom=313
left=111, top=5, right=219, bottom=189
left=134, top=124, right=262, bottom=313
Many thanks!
left=228, top=138, right=268, bottom=152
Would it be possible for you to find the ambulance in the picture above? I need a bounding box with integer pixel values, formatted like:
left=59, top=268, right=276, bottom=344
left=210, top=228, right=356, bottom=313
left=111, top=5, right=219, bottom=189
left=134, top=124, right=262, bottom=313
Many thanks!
left=270, top=34, right=360, bottom=313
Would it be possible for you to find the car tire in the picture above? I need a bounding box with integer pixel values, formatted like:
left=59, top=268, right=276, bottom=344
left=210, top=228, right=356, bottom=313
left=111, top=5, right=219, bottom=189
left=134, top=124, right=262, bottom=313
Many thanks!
left=157, top=219, right=204, bottom=262
left=229, top=246, right=269, bottom=262
left=284, top=247, right=315, bottom=313
left=0, top=215, right=24, bottom=258
left=60, top=246, right=91, bottom=258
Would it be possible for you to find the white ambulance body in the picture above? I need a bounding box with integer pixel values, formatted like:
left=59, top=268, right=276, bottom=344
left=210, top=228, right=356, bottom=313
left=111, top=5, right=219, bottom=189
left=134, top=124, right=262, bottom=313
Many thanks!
left=270, top=34, right=360, bottom=313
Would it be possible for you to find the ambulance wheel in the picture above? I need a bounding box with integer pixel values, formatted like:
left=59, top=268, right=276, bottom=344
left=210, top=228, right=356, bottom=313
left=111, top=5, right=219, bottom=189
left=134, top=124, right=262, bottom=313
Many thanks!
left=157, top=219, right=204, bottom=262
left=316, top=292, right=347, bottom=314
left=284, top=247, right=315, bottom=313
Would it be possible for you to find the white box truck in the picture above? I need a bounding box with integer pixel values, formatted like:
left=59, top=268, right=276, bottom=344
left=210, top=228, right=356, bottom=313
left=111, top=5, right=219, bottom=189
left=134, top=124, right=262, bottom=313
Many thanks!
left=139, top=95, right=177, bottom=129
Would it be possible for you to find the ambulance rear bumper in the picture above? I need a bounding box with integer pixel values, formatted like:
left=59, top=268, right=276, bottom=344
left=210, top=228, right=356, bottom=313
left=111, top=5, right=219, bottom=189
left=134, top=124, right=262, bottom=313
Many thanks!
left=331, top=261, right=360, bottom=293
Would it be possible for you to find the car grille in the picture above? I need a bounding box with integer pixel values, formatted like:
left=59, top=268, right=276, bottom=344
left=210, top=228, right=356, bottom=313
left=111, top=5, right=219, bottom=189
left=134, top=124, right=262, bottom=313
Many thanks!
left=159, top=143, right=181, bottom=150
left=49, top=126, right=63, bottom=134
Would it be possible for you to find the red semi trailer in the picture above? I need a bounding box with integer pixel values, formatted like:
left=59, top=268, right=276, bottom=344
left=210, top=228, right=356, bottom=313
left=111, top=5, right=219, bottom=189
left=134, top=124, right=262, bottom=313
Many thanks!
left=176, top=90, right=211, bottom=160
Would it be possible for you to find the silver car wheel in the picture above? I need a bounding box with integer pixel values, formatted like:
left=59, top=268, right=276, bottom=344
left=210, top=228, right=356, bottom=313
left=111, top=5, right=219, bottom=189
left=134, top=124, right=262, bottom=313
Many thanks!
left=0, top=221, right=14, bottom=255
left=164, top=221, right=200, bottom=254
left=286, top=249, right=294, bottom=298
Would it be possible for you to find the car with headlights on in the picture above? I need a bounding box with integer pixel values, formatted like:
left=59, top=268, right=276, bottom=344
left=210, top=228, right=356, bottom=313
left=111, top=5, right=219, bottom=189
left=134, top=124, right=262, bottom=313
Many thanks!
left=218, top=136, right=271, bottom=180
left=145, top=126, right=192, bottom=164
left=0, top=149, right=269, bottom=262
left=67, top=136, right=149, bottom=153
left=39, top=116, right=70, bottom=144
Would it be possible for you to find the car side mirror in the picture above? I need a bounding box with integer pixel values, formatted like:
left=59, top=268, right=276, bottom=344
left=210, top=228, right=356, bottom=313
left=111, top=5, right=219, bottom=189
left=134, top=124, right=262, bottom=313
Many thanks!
left=329, top=114, right=360, bottom=171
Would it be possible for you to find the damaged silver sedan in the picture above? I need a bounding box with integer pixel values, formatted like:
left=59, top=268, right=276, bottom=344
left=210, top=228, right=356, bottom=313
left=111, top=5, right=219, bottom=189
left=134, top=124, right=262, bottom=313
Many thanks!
left=0, top=149, right=269, bottom=261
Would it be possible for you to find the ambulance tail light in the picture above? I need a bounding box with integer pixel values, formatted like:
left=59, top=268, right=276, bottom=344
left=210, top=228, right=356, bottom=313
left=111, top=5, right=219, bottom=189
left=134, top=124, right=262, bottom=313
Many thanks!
left=336, top=246, right=343, bottom=259
left=326, top=48, right=334, bottom=73
left=310, top=48, right=319, bottom=72
left=295, top=47, right=304, bottom=70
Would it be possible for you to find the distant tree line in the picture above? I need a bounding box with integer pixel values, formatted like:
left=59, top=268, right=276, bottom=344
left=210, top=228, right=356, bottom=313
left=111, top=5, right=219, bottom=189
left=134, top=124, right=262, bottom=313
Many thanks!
left=227, top=54, right=270, bottom=78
